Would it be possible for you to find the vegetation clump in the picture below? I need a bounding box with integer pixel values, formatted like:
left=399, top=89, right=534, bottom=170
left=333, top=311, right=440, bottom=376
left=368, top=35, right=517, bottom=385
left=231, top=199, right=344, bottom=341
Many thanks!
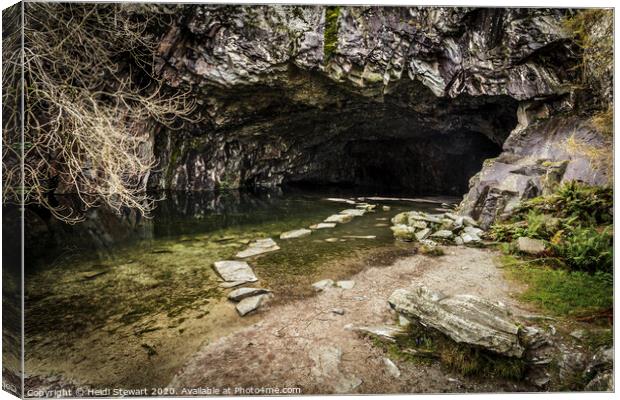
left=490, top=181, right=613, bottom=318
left=378, top=322, right=526, bottom=380
left=323, top=6, right=340, bottom=61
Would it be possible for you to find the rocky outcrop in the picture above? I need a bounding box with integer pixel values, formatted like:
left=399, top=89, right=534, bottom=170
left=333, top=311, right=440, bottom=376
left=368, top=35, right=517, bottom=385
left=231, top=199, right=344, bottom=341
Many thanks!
left=388, top=285, right=524, bottom=357
left=145, top=5, right=603, bottom=204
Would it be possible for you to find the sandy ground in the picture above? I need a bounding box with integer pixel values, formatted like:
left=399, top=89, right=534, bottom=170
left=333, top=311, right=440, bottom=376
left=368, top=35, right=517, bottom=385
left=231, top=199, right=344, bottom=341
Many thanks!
left=170, top=246, right=539, bottom=394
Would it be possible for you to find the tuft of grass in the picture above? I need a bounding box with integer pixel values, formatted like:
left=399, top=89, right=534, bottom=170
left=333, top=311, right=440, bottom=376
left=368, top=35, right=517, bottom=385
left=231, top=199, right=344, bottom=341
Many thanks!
left=504, top=262, right=612, bottom=317
left=591, top=106, right=613, bottom=136
left=323, top=6, right=340, bottom=61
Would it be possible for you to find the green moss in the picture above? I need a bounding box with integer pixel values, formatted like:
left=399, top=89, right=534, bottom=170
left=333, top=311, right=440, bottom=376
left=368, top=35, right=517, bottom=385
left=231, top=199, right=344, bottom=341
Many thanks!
left=323, top=6, right=340, bottom=61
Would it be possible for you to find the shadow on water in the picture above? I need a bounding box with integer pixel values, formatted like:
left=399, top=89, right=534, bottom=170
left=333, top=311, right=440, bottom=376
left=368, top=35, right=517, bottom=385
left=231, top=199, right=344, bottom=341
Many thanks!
left=22, top=187, right=457, bottom=389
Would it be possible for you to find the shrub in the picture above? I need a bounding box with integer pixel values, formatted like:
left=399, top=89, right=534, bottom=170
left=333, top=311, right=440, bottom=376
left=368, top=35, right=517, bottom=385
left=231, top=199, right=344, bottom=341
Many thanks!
left=554, top=226, right=613, bottom=274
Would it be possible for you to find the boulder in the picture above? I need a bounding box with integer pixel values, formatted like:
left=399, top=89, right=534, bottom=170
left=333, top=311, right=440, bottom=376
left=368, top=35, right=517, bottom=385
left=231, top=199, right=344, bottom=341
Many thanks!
left=213, top=261, right=258, bottom=283
left=312, top=279, right=334, bottom=291
left=411, top=220, right=428, bottom=230
left=460, top=232, right=481, bottom=244
left=235, top=238, right=280, bottom=258
left=227, top=287, right=271, bottom=301
left=517, top=237, right=546, bottom=255
left=310, top=222, right=337, bottom=229
left=235, top=293, right=271, bottom=316
left=325, top=214, right=354, bottom=224
left=463, top=226, right=484, bottom=236
left=280, top=228, right=312, bottom=239
left=388, top=285, right=524, bottom=357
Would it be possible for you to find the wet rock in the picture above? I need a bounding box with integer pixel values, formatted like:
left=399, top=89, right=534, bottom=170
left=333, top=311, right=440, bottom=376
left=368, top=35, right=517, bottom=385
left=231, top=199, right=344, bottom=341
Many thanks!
left=430, top=230, right=453, bottom=240
left=213, top=260, right=258, bottom=283
left=312, top=279, right=334, bottom=291
left=383, top=358, right=401, bottom=378
left=382, top=206, right=391, bottom=211
left=340, top=209, right=366, bottom=217
left=227, top=287, right=271, bottom=302
left=460, top=232, right=481, bottom=244
left=310, top=222, right=336, bottom=229
left=235, top=238, right=280, bottom=258
left=517, top=237, right=546, bottom=255
left=343, top=235, right=376, bottom=239
left=388, top=285, right=524, bottom=357
left=325, top=238, right=339, bottom=243
left=325, top=214, right=353, bottom=224
left=415, top=228, right=431, bottom=241
left=235, top=293, right=271, bottom=316
left=391, top=224, right=416, bottom=241
left=336, top=280, right=355, bottom=289
left=280, top=228, right=312, bottom=239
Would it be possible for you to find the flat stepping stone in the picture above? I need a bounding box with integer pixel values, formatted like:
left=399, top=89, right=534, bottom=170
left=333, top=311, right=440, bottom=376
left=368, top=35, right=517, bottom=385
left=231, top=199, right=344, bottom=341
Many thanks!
left=213, top=261, right=258, bottom=283
left=228, top=287, right=271, bottom=302
left=219, top=280, right=249, bottom=288
left=325, top=198, right=356, bottom=204
left=336, top=280, right=355, bottom=289
left=280, top=228, right=312, bottom=239
left=309, top=222, right=337, bottom=229
left=343, top=235, right=376, bottom=239
left=235, top=238, right=280, bottom=258
left=235, top=293, right=271, bottom=316
left=340, top=209, right=366, bottom=217
left=324, top=214, right=353, bottom=224
left=312, top=279, right=334, bottom=291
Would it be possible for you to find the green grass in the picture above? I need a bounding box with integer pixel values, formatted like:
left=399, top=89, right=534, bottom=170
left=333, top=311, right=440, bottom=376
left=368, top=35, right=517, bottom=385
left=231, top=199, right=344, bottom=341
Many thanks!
left=502, top=256, right=612, bottom=317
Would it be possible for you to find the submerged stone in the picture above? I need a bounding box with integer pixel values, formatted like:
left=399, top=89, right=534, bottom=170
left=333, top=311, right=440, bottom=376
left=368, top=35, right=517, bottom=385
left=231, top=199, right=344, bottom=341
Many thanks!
left=213, top=260, right=258, bottom=283
left=280, top=228, right=312, bottom=239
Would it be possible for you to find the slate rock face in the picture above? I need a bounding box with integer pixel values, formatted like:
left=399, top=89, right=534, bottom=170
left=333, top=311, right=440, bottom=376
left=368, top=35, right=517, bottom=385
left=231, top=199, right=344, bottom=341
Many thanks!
left=143, top=5, right=610, bottom=227
left=388, top=285, right=524, bottom=357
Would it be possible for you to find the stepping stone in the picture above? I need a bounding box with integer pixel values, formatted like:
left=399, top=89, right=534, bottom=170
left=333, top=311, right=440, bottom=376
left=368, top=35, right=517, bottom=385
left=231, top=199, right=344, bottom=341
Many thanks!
left=356, top=203, right=376, bottom=211
left=213, top=261, right=258, bottom=283
left=325, top=214, right=353, bottom=224
left=312, top=279, right=334, bottom=291
left=228, top=287, right=271, bottom=302
left=235, top=238, right=280, bottom=258
left=382, top=205, right=391, bottom=211
left=340, top=209, right=366, bottom=217
left=236, top=293, right=271, bottom=316
left=219, top=281, right=249, bottom=288
left=374, top=223, right=389, bottom=227
left=343, top=235, right=376, bottom=239
left=325, top=198, right=356, bottom=204
left=325, top=238, right=339, bottom=243
left=310, top=222, right=337, bottom=229
left=280, top=228, right=312, bottom=239
left=336, top=280, right=355, bottom=289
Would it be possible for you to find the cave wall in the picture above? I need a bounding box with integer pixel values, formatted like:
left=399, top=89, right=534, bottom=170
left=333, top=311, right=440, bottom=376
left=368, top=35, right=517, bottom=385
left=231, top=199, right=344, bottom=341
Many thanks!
left=146, top=5, right=611, bottom=219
